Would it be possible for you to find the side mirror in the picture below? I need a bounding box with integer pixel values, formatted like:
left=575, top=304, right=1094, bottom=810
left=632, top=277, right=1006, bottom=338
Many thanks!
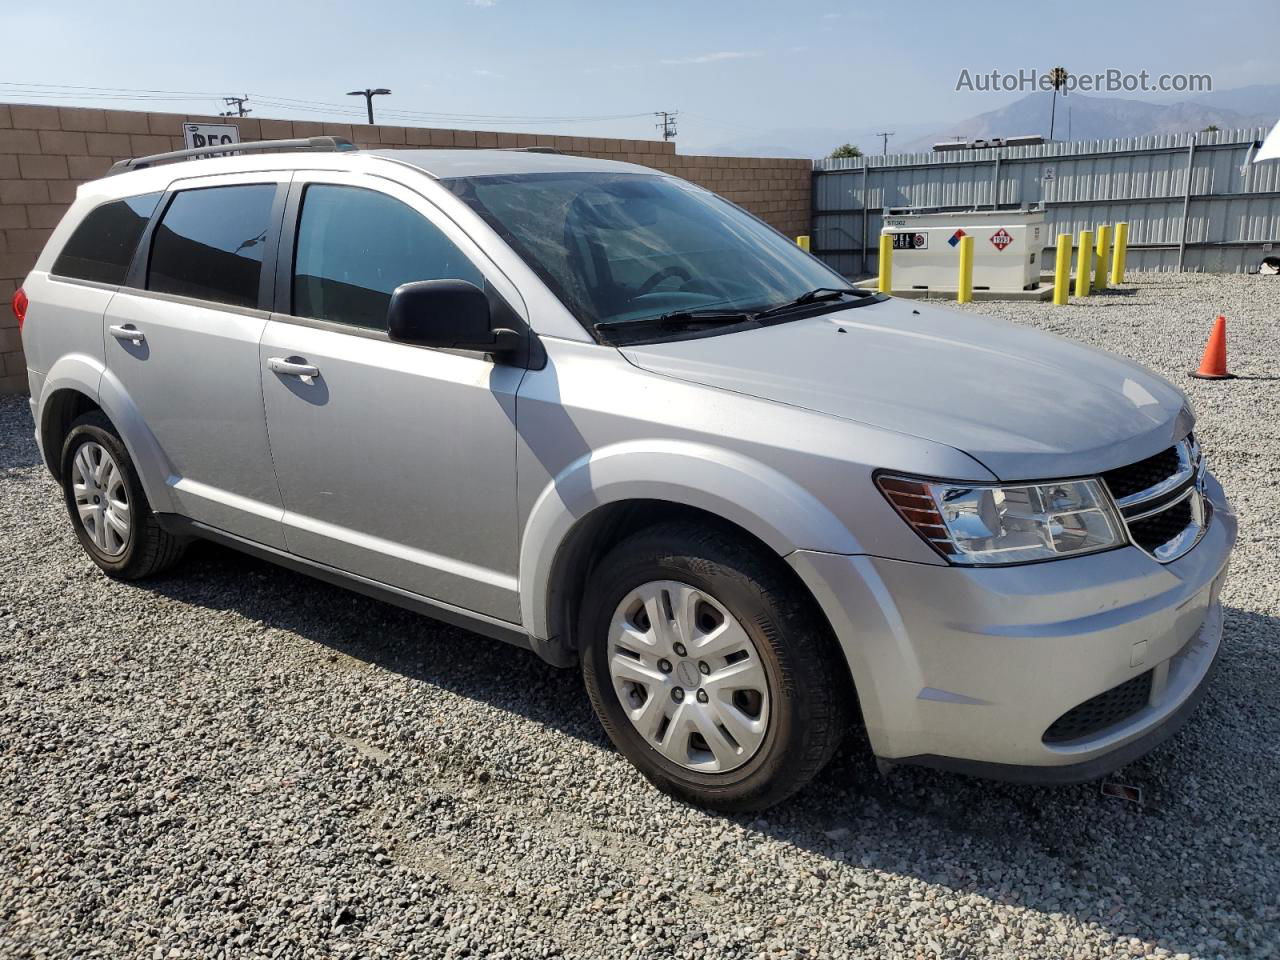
left=387, top=279, right=511, bottom=352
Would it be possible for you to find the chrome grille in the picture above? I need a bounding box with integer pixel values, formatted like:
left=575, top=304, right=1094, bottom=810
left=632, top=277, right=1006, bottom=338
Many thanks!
left=1129, top=496, right=1193, bottom=552
left=1102, top=446, right=1181, bottom=501
left=1102, top=437, right=1208, bottom=563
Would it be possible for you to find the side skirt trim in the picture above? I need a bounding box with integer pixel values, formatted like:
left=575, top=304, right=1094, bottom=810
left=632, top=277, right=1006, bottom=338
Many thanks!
left=156, top=513, right=536, bottom=653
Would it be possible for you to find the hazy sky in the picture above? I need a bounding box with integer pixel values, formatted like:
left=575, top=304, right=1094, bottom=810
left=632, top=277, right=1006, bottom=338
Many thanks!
left=3, top=0, right=1275, bottom=151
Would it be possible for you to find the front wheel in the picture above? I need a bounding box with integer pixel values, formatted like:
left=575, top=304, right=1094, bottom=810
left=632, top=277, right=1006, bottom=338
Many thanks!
left=580, top=522, right=852, bottom=811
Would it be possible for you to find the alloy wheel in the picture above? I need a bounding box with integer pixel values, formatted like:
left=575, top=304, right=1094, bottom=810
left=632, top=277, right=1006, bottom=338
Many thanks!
left=70, top=440, right=131, bottom=557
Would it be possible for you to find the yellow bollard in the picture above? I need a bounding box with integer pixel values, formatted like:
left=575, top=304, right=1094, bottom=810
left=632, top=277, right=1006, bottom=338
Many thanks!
left=957, top=235, right=974, bottom=303
left=1075, top=230, right=1093, bottom=297
left=1111, top=221, right=1129, bottom=285
left=1094, top=224, right=1111, bottom=291
left=878, top=233, right=893, bottom=294
left=1053, top=233, right=1072, bottom=305
left=796, top=235, right=810, bottom=252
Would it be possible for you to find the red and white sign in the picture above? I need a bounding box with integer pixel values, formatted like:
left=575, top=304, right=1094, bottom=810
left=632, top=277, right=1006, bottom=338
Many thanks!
left=989, top=228, right=1013, bottom=251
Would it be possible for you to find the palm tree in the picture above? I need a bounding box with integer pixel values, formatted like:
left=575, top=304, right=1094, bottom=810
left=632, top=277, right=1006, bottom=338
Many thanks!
left=1048, top=67, right=1068, bottom=140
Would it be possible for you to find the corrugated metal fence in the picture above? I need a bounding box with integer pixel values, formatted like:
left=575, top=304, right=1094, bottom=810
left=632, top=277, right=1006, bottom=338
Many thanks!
left=812, top=127, right=1280, bottom=277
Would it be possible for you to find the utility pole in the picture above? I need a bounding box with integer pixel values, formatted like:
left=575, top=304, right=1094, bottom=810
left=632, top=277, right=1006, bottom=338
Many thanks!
left=220, top=95, right=251, bottom=118
left=876, top=131, right=894, bottom=155
left=655, top=110, right=678, bottom=141
left=347, top=87, right=392, bottom=125
left=1047, top=66, right=1068, bottom=140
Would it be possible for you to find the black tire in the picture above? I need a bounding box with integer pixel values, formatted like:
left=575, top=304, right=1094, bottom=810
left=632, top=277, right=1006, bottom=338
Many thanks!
left=59, top=411, right=187, bottom=580
left=580, top=521, right=852, bottom=812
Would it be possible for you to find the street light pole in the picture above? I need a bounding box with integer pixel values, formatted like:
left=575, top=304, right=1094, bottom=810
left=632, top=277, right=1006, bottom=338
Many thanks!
left=346, top=87, right=392, bottom=124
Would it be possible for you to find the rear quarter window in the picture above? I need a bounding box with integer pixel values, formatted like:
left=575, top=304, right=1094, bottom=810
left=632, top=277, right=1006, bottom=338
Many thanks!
left=51, top=192, right=162, bottom=285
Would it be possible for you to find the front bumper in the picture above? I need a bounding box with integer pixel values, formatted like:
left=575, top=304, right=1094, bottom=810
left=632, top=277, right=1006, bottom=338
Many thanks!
left=789, top=472, right=1236, bottom=780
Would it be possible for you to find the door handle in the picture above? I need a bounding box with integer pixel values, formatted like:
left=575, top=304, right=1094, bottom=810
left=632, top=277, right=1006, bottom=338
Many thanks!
left=267, top=356, right=320, bottom=379
left=108, top=324, right=145, bottom=345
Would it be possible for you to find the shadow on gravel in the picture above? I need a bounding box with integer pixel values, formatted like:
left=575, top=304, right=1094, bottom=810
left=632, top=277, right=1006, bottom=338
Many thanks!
left=0, top=394, right=41, bottom=472
left=742, top=606, right=1274, bottom=957
left=139, top=538, right=1271, bottom=956
left=146, top=540, right=602, bottom=742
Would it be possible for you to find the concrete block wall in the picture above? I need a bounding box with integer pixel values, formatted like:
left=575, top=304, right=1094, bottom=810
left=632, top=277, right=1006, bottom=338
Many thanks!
left=0, top=103, right=812, bottom=395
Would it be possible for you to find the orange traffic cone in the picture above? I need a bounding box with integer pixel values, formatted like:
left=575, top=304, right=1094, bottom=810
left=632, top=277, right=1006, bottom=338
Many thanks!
left=1190, top=315, right=1235, bottom=380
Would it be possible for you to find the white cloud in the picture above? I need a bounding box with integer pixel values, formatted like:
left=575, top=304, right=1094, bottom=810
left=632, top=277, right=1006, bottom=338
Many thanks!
left=659, top=51, right=760, bottom=66
left=467, top=0, right=498, bottom=7
left=473, top=68, right=505, bottom=79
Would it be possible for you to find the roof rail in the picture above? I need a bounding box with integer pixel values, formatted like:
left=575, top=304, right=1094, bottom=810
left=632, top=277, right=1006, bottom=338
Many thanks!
left=108, top=136, right=358, bottom=175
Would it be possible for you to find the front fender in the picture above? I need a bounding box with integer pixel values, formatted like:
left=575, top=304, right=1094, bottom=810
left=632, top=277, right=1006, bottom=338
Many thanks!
left=519, top=438, right=862, bottom=640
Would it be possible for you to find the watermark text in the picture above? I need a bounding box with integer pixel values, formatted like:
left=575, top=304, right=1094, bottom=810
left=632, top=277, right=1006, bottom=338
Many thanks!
left=955, top=68, right=1211, bottom=96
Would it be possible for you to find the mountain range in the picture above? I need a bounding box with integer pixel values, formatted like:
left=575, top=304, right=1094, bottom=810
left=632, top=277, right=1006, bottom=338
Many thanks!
left=699, top=84, right=1279, bottom=160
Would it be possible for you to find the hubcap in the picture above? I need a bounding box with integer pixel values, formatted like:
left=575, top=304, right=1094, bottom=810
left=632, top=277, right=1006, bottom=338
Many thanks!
left=71, top=441, right=130, bottom=557
left=607, top=580, right=770, bottom=773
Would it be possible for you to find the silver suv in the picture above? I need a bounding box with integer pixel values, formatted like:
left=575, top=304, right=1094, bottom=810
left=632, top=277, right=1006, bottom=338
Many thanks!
left=15, top=137, right=1235, bottom=810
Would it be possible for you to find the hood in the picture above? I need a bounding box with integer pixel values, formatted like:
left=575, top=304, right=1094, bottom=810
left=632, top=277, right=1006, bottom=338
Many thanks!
left=621, top=299, right=1192, bottom=481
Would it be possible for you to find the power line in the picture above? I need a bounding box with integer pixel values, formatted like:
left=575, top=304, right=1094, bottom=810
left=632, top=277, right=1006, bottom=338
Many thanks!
left=655, top=110, right=678, bottom=141
left=876, top=131, right=895, bottom=155
left=252, top=97, right=651, bottom=126
left=257, top=90, right=600, bottom=119
left=220, top=95, right=251, bottom=118
left=252, top=99, right=653, bottom=127
left=256, top=93, right=652, bottom=123
left=0, top=89, right=221, bottom=102
left=0, top=80, right=227, bottom=96
left=0, top=80, right=655, bottom=125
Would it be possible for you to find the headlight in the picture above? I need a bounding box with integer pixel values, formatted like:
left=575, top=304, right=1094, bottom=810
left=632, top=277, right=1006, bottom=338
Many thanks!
left=877, top=474, right=1126, bottom=565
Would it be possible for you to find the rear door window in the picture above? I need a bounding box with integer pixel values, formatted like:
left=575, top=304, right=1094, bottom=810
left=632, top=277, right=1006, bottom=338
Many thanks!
left=147, top=184, right=277, bottom=308
left=51, top=192, right=162, bottom=285
left=291, top=184, right=483, bottom=330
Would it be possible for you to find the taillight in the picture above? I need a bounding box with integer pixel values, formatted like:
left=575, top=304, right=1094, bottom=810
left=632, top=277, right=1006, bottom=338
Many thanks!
left=10, top=287, right=27, bottom=332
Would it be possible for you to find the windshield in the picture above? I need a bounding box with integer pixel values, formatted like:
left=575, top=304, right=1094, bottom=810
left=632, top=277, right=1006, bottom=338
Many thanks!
left=443, top=172, right=857, bottom=339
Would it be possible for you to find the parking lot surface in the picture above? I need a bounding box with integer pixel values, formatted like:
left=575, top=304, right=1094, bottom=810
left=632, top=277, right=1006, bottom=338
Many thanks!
left=2, top=273, right=1277, bottom=959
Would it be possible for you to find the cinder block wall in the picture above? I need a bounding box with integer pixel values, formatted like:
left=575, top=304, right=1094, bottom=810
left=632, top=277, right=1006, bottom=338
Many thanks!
left=0, top=103, right=812, bottom=395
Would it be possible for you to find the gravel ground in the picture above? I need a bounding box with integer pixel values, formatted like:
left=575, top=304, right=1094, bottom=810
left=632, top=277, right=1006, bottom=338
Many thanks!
left=2, top=272, right=1277, bottom=960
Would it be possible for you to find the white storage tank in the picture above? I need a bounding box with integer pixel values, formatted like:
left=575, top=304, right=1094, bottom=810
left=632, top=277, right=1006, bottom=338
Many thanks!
left=880, top=209, right=1045, bottom=295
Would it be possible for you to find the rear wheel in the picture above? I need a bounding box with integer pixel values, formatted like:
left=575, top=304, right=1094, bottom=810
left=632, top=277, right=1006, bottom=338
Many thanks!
left=60, top=412, right=186, bottom=579
left=580, top=521, right=851, bottom=811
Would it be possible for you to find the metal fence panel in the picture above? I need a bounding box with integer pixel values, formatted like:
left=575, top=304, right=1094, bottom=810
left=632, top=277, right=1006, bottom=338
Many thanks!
left=812, top=127, right=1279, bottom=277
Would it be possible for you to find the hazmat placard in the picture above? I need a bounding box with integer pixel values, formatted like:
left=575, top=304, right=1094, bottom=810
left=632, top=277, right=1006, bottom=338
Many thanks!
left=880, top=209, right=1043, bottom=293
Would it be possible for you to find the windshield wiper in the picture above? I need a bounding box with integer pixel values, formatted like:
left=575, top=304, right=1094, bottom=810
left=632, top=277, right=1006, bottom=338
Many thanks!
left=594, top=309, right=754, bottom=332
left=752, top=287, right=873, bottom=321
